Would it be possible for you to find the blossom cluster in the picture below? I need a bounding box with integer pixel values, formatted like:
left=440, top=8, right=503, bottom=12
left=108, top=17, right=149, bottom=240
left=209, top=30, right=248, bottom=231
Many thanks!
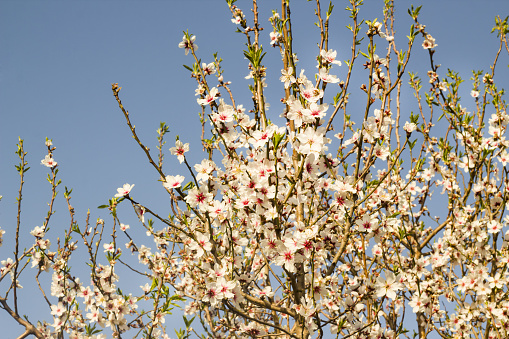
left=2, top=2, right=509, bottom=339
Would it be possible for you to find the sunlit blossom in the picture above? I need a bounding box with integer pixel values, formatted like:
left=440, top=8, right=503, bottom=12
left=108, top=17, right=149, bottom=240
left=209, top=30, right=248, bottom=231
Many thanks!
left=115, top=183, right=134, bottom=197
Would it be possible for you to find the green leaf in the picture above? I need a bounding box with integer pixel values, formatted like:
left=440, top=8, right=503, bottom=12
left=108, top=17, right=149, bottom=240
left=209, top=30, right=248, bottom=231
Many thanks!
left=182, top=181, right=195, bottom=191
left=243, top=45, right=266, bottom=68
left=175, top=328, right=185, bottom=339
left=150, top=278, right=158, bottom=291
left=387, top=212, right=401, bottom=218
left=327, top=2, right=334, bottom=17
left=183, top=315, right=195, bottom=328
left=272, top=132, right=285, bottom=151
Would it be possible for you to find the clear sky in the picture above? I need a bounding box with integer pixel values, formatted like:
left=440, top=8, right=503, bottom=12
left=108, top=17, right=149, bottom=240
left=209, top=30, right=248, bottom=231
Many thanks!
left=1, top=0, right=508, bottom=337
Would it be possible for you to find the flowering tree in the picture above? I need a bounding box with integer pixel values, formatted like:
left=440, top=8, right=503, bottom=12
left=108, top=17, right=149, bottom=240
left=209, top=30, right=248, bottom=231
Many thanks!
left=2, top=1, right=509, bottom=338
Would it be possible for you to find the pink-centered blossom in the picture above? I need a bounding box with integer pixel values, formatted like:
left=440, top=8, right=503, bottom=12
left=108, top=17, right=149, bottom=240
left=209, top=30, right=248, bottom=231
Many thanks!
left=178, top=34, right=198, bottom=55
left=300, top=81, right=324, bottom=103
left=297, top=127, right=326, bottom=156
left=41, top=154, right=57, bottom=168
left=103, top=242, right=114, bottom=253
left=163, top=175, right=185, bottom=189
left=487, top=220, right=502, bottom=234
left=185, top=186, right=213, bottom=210
left=50, top=302, right=66, bottom=317
left=197, top=87, right=219, bottom=106
left=318, top=68, right=339, bottom=83
left=422, top=34, right=437, bottom=49
left=280, top=67, right=296, bottom=88
left=30, top=225, right=46, bottom=238
left=320, top=49, right=342, bottom=66
left=115, top=183, right=134, bottom=197
left=355, top=214, right=378, bottom=233
left=403, top=121, right=417, bottom=133
left=134, top=204, right=145, bottom=223
left=169, top=140, right=190, bottom=164
left=270, top=31, right=281, bottom=45
left=374, top=272, right=403, bottom=300
left=190, top=232, right=212, bottom=258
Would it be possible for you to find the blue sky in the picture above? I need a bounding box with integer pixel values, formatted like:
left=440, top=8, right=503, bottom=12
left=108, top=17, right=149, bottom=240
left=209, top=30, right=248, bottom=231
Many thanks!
left=1, top=0, right=508, bottom=337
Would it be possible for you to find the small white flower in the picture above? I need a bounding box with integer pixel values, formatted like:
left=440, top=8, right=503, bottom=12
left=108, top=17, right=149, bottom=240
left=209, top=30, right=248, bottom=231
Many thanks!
left=134, top=204, right=145, bottom=223
left=103, top=242, right=115, bottom=253
left=422, top=34, right=437, bottom=49
left=178, top=34, right=198, bottom=55
left=50, top=302, right=66, bottom=317
left=30, top=226, right=46, bottom=238
left=487, top=220, right=502, bottom=234
left=169, top=140, right=190, bottom=164
left=280, top=67, right=296, bottom=89
left=320, top=49, right=342, bottom=66
left=115, top=183, right=134, bottom=198
left=270, top=31, right=281, bottom=45
left=41, top=155, right=57, bottom=168
left=403, top=122, right=417, bottom=133
left=163, top=175, right=185, bottom=189
left=375, top=272, right=403, bottom=300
